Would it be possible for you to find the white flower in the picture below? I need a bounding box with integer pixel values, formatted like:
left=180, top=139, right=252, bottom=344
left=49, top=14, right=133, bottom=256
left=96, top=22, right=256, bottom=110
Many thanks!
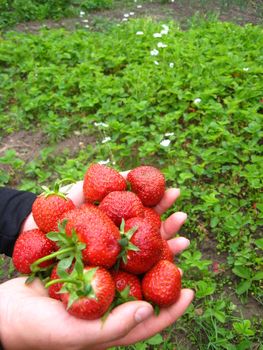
left=169, top=62, right=174, bottom=68
left=136, top=31, right=144, bottom=35
left=137, top=5, right=142, bottom=8
left=82, top=19, right=89, bottom=23
left=153, top=33, right=162, bottom=38
left=150, top=49, right=159, bottom=56
left=98, top=159, right=110, bottom=165
left=154, top=61, right=159, bottom=65
left=130, top=12, right=135, bottom=15
left=243, top=67, right=249, bottom=71
left=123, top=13, right=129, bottom=17
left=160, top=139, right=171, bottom=147
left=157, top=42, right=167, bottom=48
left=80, top=11, right=85, bottom=17
left=160, top=25, right=169, bottom=35
left=165, top=132, right=174, bottom=136
left=84, top=25, right=89, bottom=28
left=102, top=137, right=111, bottom=144
left=94, top=122, right=109, bottom=127
left=194, top=98, right=202, bottom=104
left=162, top=24, right=169, bottom=31
left=122, top=18, right=128, bottom=22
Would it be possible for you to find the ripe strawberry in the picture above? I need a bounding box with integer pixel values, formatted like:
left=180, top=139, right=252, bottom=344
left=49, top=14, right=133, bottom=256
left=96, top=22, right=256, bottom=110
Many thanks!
left=159, top=239, right=174, bottom=262
left=99, top=191, right=144, bottom=226
left=79, top=202, right=97, bottom=210
left=127, top=166, right=165, bottom=206
left=143, top=207, right=161, bottom=229
left=32, top=187, right=75, bottom=233
left=112, top=270, right=142, bottom=301
left=120, top=217, right=163, bottom=274
left=65, top=206, right=121, bottom=268
left=142, top=260, right=181, bottom=307
left=83, top=163, right=127, bottom=202
left=61, top=266, right=115, bottom=320
left=48, top=265, right=62, bottom=300
left=12, top=229, right=56, bottom=274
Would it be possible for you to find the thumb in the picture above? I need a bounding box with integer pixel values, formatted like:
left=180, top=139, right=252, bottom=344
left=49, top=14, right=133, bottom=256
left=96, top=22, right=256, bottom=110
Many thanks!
left=98, top=301, right=154, bottom=343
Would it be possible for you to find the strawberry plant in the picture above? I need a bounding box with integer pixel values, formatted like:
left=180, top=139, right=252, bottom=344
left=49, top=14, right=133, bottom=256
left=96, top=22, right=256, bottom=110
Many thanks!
left=0, top=7, right=262, bottom=349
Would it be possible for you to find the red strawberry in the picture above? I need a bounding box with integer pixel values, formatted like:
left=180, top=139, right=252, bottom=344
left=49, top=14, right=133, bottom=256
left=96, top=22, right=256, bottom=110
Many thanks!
left=143, top=207, right=161, bottom=229
left=99, top=191, right=144, bottom=226
left=79, top=202, right=97, bottom=210
left=142, top=260, right=181, bottom=307
left=61, top=266, right=115, bottom=320
left=65, top=206, right=121, bottom=268
left=112, top=270, right=142, bottom=300
left=83, top=163, right=127, bottom=202
left=48, top=265, right=62, bottom=300
left=12, top=229, right=56, bottom=274
left=32, top=190, right=75, bottom=233
left=120, top=217, right=163, bottom=274
left=127, top=166, right=165, bottom=206
left=159, top=239, right=174, bottom=262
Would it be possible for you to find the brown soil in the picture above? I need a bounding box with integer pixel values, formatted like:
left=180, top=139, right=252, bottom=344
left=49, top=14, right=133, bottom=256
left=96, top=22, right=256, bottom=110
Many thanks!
left=0, top=130, right=96, bottom=162
left=14, top=1, right=262, bottom=34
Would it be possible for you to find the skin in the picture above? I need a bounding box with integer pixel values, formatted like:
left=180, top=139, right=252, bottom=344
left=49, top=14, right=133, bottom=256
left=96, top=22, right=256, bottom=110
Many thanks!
left=0, top=176, right=194, bottom=350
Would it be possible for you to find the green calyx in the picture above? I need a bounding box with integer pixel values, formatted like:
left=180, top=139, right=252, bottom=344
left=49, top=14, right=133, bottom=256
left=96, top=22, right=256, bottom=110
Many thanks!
left=41, top=178, right=75, bottom=200
left=28, top=220, right=86, bottom=284
left=46, top=262, right=98, bottom=310
left=116, top=219, right=140, bottom=267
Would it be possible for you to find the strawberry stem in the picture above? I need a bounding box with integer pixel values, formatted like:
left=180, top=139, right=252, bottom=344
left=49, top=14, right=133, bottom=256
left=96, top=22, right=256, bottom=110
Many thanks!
left=45, top=277, right=80, bottom=288
left=30, top=247, right=74, bottom=273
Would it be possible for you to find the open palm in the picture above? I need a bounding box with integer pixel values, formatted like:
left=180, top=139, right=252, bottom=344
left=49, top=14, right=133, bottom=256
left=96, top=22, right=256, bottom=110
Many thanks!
left=0, top=181, right=194, bottom=350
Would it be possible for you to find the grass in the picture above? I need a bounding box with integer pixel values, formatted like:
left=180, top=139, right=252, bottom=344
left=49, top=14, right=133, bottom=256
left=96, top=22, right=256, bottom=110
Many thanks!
left=0, top=1, right=263, bottom=349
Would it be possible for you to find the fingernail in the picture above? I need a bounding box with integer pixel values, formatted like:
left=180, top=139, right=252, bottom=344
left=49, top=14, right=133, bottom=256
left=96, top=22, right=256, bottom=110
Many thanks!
left=178, top=212, right=187, bottom=222
left=135, top=306, right=153, bottom=323
left=179, top=237, right=190, bottom=248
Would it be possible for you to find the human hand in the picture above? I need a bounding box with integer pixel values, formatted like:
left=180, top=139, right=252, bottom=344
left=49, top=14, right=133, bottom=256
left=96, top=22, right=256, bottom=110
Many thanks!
left=7, top=174, right=194, bottom=350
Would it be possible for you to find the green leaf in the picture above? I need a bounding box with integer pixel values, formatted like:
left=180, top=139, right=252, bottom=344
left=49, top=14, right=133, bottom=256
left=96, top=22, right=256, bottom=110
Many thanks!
left=146, top=333, right=163, bottom=345
left=232, top=266, right=251, bottom=279
left=214, top=310, right=226, bottom=323
left=236, top=280, right=251, bottom=295
left=252, top=271, right=263, bottom=281
left=196, top=280, right=216, bottom=298
left=254, top=238, right=263, bottom=250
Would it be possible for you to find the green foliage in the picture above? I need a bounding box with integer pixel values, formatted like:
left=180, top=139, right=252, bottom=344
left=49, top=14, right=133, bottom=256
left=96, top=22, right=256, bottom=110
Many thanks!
left=0, top=0, right=75, bottom=29
left=77, top=0, right=113, bottom=11
left=0, top=15, right=262, bottom=349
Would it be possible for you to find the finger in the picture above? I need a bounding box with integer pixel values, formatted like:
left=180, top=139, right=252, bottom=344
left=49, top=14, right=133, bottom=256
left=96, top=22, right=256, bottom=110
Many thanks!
left=64, top=181, right=85, bottom=207
left=160, top=212, right=187, bottom=240
left=26, top=278, right=50, bottom=297
left=20, top=212, right=38, bottom=232
left=0, top=277, right=49, bottom=297
left=75, top=301, right=153, bottom=345
left=99, top=301, right=153, bottom=342
left=167, top=237, right=190, bottom=255
left=106, top=289, right=194, bottom=347
left=120, top=170, right=130, bottom=179
left=154, top=188, right=180, bottom=215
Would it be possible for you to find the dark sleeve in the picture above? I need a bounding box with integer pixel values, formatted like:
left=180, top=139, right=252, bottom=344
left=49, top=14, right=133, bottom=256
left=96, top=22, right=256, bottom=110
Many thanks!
left=0, top=187, right=37, bottom=257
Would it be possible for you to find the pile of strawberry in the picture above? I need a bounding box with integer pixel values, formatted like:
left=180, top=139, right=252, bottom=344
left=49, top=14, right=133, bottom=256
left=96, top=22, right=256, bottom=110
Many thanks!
left=13, top=164, right=181, bottom=320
